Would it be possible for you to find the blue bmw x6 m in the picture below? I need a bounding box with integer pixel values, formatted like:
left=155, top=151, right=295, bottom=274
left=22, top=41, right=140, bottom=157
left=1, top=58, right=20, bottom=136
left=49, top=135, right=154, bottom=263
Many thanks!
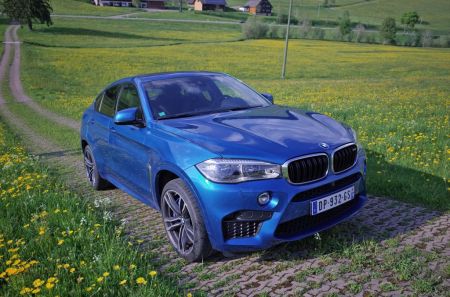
left=80, top=72, right=367, bottom=262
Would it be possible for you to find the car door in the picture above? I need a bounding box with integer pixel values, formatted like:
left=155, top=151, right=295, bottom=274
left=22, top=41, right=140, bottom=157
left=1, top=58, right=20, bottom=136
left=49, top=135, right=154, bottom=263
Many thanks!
left=109, top=83, right=152, bottom=200
left=89, top=85, right=120, bottom=177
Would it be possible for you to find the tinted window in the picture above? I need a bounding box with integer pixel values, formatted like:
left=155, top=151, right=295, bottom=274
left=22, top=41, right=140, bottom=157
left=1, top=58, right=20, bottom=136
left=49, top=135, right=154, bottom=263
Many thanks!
left=117, top=84, right=140, bottom=112
left=94, top=92, right=104, bottom=112
left=99, top=85, right=120, bottom=117
left=143, top=75, right=270, bottom=120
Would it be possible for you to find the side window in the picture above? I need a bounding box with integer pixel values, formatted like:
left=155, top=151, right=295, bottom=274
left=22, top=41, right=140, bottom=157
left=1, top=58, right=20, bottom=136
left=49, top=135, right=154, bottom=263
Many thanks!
left=94, top=92, right=104, bottom=112
left=117, top=84, right=141, bottom=112
left=99, top=85, right=120, bottom=117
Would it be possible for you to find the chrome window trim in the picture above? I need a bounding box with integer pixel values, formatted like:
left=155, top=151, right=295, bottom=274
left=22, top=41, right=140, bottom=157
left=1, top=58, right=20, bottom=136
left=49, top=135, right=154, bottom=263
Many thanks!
left=331, top=142, right=358, bottom=174
left=282, top=153, right=329, bottom=185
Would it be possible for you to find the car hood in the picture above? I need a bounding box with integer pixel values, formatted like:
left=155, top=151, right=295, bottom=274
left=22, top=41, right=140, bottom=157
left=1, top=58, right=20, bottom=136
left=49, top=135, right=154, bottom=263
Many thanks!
left=157, top=105, right=354, bottom=164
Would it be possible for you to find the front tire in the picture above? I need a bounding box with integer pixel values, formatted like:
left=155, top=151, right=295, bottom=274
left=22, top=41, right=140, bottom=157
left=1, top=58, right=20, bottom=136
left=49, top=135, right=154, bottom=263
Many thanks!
left=161, top=178, right=213, bottom=262
left=83, top=145, right=110, bottom=190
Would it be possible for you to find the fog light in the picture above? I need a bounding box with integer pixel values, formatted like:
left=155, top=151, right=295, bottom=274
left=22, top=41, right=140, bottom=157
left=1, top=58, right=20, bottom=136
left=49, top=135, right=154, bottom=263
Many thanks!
left=257, top=192, right=271, bottom=205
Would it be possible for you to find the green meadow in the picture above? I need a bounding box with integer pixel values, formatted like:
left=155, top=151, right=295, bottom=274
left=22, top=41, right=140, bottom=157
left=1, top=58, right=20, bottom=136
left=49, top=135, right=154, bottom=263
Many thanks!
left=12, top=16, right=449, bottom=210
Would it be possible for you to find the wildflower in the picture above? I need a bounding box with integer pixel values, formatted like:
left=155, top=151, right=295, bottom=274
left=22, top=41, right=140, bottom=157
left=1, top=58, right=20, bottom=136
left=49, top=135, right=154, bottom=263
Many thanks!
left=187, top=293, right=193, bottom=297
left=57, top=239, right=64, bottom=245
left=149, top=271, right=157, bottom=277
left=33, top=278, right=45, bottom=287
left=136, top=277, right=147, bottom=285
left=47, top=277, right=57, bottom=283
left=5, top=267, right=18, bottom=276
left=85, top=287, right=93, bottom=292
left=54, top=209, right=60, bottom=214
left=45, top=282, right=55, bottom=290
left=38, top=227, right=45, bottom=236
left=103, top=272, right=110, bottom=277
left=20, top=287, right=32, bottom=295
left=23, top=224, right=30, bottom=229
left=113, top=265, right=120, bottom=271
left=32, top=288, right=41, bottom=294
left=96, top=276, right=104, bottom=283
left=70, top=268, right=76, bottom=273
left=77, top=277, right=84, bottom=283
left=119, top=279, right=127, bottom=286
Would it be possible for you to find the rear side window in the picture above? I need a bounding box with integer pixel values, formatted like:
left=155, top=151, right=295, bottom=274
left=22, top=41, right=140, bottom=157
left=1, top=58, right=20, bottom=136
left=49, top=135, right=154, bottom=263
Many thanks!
left=94, top=93, right=104, bottom=112
left=99, top=85, right=120, bottom=117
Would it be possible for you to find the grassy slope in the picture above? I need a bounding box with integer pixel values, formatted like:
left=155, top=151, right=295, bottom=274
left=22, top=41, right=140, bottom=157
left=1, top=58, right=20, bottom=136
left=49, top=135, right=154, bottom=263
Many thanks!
left=18, top=17, right=450, bottom=211
left=229, top=0, right=450, bottom=32
left=0, top=124, right=181, bottom=296
left=50, top=0, right=140, bottom=16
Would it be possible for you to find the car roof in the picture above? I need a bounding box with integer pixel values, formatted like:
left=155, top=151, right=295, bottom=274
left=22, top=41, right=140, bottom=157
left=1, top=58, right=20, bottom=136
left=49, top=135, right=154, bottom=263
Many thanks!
left=102, top=71, right=229, bottom=92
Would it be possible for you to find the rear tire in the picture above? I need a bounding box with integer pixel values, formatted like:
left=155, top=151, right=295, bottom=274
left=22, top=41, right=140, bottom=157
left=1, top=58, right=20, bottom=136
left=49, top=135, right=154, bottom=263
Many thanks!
left=83, top=145, right=110, bottom=190
left=161, top=178, right=213, bottom=262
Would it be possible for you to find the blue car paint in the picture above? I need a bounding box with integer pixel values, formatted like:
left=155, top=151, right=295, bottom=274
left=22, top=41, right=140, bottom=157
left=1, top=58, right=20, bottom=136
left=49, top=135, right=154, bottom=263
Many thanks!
left=80, top=72, right=367, bottom=253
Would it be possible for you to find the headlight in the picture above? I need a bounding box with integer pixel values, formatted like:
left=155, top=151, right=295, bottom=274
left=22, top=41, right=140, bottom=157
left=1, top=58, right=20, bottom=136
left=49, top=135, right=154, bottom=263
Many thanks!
left=196, top=159, right=281, bottom=183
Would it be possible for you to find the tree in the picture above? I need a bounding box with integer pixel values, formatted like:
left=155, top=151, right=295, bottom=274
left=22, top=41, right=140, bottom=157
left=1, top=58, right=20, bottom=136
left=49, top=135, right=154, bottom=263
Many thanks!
left=132, top=0, right=141, bottom=8
left=338, top=11, right=352, bottom=36
left=380, top=17, right=397, bottom=44
left=1, top=0, right=53, bottom=30
left=401, top=11, right=420, bottom=30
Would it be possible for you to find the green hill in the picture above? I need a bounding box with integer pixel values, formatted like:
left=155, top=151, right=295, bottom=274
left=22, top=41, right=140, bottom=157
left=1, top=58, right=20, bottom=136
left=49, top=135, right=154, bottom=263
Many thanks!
left=228, top=0, right=450, bottom=33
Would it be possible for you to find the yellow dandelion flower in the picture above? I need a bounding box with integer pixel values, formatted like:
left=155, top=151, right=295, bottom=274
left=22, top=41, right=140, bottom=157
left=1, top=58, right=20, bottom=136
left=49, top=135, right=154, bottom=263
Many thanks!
left=187, top=293, right=193, bottom=297
left=119, top=279, right=127, bottom=286
left=5, top=267, right=18, bottom=276
left=149, top=271, right=157, bottom=277
left=47, top=277, right=57, bottom=283
left=57, top=239, right=64, bottom=246
left=33, top=278, right=45, bottom=288
left=19, top=287, right=32, bottom=295
left=69, top=268, right=76, bottom=273
left=31, top=288, right=41, bottom=294
left=103, top=272, right=110, bottom=277
left=136, top=277, right=147, bottom=285
left=45, top=282, right=55, bottom=290
left=96, top=276, right=104, bottom=283
left=85, top=287, right=93, bottom=292
left=129, top=264, right=136, bottom=270
left=113, top=265, right=120, bottom=271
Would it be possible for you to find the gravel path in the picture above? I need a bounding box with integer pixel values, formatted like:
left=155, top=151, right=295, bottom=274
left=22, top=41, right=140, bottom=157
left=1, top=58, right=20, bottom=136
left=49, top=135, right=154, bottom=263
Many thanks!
left=0, top=25, right=449, bottom=296
left=6, top=25, right=80, bottom=130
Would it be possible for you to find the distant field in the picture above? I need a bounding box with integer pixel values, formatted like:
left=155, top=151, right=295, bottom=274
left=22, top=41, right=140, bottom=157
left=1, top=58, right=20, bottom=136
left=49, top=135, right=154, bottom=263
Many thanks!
left=18, top=17, right=449, bottom=210
left=21, top=18, right=241, bottom=48
left=50, top=0, right=140, bottom=16
left=228, top=0, right=450, bottom=32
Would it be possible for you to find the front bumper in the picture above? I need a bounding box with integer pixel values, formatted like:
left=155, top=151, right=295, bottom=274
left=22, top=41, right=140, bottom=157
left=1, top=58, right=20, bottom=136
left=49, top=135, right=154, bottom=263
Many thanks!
left=185, top=155, right=367, bottom=252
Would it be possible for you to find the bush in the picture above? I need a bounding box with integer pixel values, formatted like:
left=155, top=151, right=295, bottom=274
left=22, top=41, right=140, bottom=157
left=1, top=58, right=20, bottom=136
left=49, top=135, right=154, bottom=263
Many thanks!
left=242, top=17, right=269, bottom=39
left=276, top=14, right=299, bottom=25
left=267, top=24, right=282, bottom=39
left=436, top=35, right=449, bottom=48
left=380, top=17, right=397, bottom=44
left=338, top=11, right=352, bottom=36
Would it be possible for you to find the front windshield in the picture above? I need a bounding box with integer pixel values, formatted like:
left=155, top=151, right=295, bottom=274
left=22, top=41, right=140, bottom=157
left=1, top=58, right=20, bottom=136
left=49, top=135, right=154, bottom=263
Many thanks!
left=143, top=74, right=271, bottom=120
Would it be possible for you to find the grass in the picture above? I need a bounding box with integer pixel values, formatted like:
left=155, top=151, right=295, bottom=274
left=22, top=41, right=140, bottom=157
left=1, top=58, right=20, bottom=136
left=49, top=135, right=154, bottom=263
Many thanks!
left=0, top=123, right=181, bottom=296
left=50, top=0, right=140, bottom=16
left=17, top=17, right=450, bottom=210
left=21, top=18, right=241, bottom=48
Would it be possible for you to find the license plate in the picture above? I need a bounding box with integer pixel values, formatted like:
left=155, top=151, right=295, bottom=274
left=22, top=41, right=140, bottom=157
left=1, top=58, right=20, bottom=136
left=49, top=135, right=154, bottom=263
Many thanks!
left=310, top=186, right=355, bottom=215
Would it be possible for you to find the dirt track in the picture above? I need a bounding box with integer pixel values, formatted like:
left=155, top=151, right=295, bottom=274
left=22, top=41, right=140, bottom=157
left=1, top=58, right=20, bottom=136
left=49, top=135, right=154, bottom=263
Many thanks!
left=0, top=25, right=448, bottom=296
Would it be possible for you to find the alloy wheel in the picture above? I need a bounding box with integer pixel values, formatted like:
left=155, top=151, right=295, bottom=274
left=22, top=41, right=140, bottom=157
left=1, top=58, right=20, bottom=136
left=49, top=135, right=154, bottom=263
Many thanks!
left=84, top=149, right=96, bottom=186
left=162, top=190, right=195, bottom=255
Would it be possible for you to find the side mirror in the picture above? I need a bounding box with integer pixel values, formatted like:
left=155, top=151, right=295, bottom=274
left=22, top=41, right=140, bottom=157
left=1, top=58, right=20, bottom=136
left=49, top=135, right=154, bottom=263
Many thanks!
left=261, top=93, right=274, bottom=104
left=114, top=107, right=144, bottom=126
